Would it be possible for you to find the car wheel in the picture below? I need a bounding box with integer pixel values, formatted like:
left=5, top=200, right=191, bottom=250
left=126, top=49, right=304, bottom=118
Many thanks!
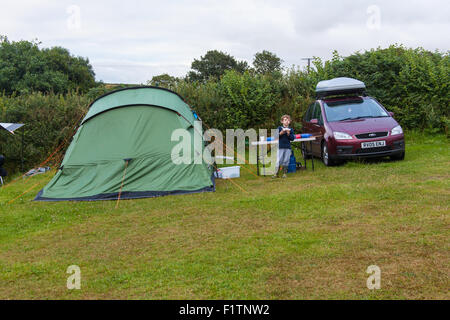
left=390, top=152, right=405, bottom=161
left=322, top=142, right=335, bottom=166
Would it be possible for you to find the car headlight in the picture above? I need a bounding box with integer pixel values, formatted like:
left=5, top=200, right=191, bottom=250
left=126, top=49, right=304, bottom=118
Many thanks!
left=334, top=131, right=353, bottom=140
left=391, top=125, right=403, bottom=135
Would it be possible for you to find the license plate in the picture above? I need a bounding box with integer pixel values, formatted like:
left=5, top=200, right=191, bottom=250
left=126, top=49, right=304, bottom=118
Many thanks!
left=361, top=141, right=386, bottom=148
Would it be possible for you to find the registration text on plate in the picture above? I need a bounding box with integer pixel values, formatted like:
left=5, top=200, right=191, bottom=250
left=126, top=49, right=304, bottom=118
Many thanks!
left=361, top=141, right=386, bottom=148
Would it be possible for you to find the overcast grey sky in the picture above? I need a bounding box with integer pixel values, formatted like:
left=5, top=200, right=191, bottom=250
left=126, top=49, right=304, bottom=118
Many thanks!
left=1, top=0, right=448, bottom=83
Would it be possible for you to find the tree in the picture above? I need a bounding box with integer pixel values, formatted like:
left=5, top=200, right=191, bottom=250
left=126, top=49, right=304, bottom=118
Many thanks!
left=218, top=70, right=280, bottom=129
left=188, top=50, right=248, bottom=82
left=0, top=36, right=96, bottom=95
left=147, top=73, right=177, bottom=88
left=253, top=50, right=283, bottom=74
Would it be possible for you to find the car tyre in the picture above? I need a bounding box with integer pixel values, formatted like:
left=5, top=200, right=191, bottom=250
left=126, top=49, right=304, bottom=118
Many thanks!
left=322, top=142, right=335, bottom=166
left=390, top=152, right=405, bottom=161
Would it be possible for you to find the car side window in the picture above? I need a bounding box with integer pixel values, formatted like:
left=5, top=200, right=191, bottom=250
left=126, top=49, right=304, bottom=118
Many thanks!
left=316, top=102, right=324, bottom=124
left=311, top=102, right=321, bottom=121
left=304, top=103, right=314, bottom=121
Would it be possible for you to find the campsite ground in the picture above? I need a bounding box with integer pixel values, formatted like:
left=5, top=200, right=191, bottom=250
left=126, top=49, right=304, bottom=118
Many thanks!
left=0, top=131, right=448, bottom=299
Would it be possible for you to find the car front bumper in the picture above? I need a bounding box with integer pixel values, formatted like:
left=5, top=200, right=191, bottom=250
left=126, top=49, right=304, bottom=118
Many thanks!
left=330, top=138, right=405, bottom=160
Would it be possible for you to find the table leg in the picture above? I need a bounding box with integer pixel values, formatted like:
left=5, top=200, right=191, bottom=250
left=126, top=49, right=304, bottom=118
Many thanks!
left=256, top=148, right=260, bottom=176
left=303, top=142, right=307, bottom=170
left=310, top=141, right=314, bottom=171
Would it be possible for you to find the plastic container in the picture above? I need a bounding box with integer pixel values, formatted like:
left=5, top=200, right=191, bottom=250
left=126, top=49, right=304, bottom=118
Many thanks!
left=295, top=133, right=312, bottom=139
left=215, top=166, right=240, bottom=179
left=287, top=154, right=297, bottom=173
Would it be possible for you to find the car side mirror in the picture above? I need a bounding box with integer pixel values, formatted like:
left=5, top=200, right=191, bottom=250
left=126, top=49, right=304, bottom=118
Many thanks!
left=310, top=119, right=318, bottom=124
left=388, top=112, right=394, bottom=117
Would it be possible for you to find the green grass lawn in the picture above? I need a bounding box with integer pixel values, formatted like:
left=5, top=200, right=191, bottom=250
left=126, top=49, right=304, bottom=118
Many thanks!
left=0, top=132, right=448, bottom=299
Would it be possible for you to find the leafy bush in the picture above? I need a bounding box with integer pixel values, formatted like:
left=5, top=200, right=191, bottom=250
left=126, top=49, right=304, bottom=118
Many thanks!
left=217, top=70, right=280, bottom=129
left=176, top=45, right=449, bottom=134
left=315, top=46, right=449, bottom=133
left=1, top=45, right=448, bottom=176
left=0, top=92, right=89, bottom=174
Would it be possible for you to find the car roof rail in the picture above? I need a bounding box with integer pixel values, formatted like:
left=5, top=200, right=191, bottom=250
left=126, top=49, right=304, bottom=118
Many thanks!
left=317, top=90, right=368, bottom=99
left=319, top=91, right=369, bottom=99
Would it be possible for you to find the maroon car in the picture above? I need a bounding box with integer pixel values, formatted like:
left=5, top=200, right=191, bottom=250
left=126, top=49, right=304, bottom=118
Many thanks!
left=302, top=78, right=405, bottom=166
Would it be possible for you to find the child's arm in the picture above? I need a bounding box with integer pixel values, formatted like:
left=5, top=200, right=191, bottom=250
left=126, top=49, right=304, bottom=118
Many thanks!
left=288, top=128, right=295, bottom=141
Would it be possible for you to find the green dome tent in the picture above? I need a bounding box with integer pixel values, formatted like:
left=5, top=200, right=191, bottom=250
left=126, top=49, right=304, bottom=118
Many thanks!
left=35, top=86, right=215, bottom=201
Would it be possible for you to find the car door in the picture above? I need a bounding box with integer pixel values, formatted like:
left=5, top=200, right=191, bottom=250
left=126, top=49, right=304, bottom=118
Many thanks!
left=302, top=103, right=314, bottom=154
left=309, top=102, right=325, bottom=156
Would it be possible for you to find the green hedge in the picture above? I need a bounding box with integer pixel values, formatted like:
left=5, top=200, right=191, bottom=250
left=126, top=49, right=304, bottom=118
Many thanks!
left=174, top=45, right=448, bottom=134
left=0, top=45, right=448, bottom=176
left=0, top=92, right=89, bottom=175
left=318, top=46, right=449, bottom=134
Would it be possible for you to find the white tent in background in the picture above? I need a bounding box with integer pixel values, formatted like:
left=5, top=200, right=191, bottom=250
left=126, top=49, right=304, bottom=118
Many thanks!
left=0, top=123, right=24, bottom=134
left=0, top=122, right=25, bottom=173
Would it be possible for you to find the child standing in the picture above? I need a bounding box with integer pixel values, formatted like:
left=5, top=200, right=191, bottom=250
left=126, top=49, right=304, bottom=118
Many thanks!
left=272, top=115, right=295, bottom=178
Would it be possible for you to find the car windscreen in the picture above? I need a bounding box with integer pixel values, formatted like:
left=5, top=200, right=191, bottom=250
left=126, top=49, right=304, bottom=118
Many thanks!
left=323, top=98, right=389, bottom=122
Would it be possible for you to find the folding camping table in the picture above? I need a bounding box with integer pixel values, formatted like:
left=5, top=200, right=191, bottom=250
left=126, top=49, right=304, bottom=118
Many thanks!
left=251, top=137, right=316, bottom=176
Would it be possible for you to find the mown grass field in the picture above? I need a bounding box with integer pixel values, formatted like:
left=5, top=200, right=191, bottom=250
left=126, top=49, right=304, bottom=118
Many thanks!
left=0, top=132, right=448, bottom=299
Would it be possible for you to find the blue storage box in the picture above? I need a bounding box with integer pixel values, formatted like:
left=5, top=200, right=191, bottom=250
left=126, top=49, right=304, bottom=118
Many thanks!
left=287, top=153, right=296, bottom=173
